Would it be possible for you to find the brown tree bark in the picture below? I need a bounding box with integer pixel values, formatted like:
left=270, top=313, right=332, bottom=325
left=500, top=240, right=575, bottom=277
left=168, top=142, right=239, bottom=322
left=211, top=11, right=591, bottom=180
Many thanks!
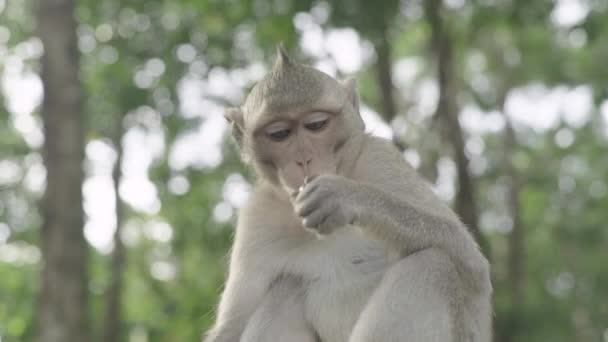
left=36, top=0, right=89, bottom=341
left=375, top=28, right=397, bottom=123
left=103, top=116, right=126, bottom=342
left=502, top=98, right=525, bottom=342
left=374, top=26, right=409, bottom=152
left=424, top=0, right=489, bottom=254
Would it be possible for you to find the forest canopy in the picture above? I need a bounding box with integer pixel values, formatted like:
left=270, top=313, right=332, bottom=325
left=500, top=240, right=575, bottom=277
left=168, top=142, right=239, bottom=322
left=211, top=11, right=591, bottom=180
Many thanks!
left=0, top=0, right=607, bottom=341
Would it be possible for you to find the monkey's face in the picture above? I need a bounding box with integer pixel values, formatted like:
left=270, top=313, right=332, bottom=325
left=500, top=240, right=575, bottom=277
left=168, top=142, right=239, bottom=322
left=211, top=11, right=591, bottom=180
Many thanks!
left=224, top=46, right=365, bottom=194
left=250, top=109, right=351, bottom=192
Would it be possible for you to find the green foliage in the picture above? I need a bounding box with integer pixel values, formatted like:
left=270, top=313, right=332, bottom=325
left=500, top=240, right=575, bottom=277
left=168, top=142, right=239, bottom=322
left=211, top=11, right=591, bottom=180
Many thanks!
left=1, top=0, right=608, bottom=341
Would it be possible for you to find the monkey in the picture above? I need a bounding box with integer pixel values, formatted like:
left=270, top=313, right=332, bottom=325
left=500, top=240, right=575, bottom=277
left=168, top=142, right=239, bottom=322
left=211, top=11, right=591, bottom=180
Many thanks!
left=204, top=46, right=492, bottom=342
left=239, top=275, right=318, bottom=342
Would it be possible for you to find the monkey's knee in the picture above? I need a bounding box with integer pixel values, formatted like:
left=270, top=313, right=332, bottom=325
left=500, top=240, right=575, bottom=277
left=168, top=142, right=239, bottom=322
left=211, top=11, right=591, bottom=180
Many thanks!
left=241, top=277, right=317, bottom=342
left=349, top=292, right=452, bottom=342
left=349, top=248, right=457, bottom=342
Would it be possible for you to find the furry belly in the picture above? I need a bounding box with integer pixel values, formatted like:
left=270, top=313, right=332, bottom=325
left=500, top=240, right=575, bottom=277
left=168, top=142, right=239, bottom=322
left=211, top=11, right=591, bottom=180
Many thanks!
left=306, top=258, right=386, bottom=341
left=294, top=227, right=389, bottom=342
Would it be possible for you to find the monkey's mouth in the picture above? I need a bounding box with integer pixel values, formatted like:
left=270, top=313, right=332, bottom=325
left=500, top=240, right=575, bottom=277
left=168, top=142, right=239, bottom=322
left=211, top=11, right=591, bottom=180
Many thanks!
left=289, top=175, right=316, bottom=198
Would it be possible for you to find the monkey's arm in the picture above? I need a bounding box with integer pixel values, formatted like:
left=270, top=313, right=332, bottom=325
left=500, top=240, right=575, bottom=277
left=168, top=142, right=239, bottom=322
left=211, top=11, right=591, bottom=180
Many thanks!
left=204, top=253, right=270, bottom=342
left=205, top=185, right=299, bottom=342
left=294, top=137, right=490, bottom=292
left=204, top=193, right=279, bottom=342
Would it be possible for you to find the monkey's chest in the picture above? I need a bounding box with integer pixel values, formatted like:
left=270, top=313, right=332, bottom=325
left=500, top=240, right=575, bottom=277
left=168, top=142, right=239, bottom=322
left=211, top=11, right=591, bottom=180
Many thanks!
left=298, top=229, right=389, bottom=342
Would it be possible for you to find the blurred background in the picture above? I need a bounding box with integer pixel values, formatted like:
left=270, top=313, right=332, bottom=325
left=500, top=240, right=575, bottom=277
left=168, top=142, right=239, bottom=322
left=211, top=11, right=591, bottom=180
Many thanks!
left=1, top=0, right=607, bottom=341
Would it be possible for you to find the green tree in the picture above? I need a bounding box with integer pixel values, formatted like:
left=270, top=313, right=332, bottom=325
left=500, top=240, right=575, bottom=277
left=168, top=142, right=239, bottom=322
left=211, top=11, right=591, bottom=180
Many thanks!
left=36, top=0, right=89, bottom=341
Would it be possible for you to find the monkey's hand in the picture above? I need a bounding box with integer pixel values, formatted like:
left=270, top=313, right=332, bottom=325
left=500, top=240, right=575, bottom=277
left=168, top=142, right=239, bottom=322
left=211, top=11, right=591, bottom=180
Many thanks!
left=292, top=174, right=359, bottom=235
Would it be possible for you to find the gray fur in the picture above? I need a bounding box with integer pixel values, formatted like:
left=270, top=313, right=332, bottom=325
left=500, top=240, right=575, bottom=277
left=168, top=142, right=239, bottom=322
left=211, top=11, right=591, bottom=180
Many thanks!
left=244, top=47, right=336, bottom=120
left=205, top=48, right=492, bottom=342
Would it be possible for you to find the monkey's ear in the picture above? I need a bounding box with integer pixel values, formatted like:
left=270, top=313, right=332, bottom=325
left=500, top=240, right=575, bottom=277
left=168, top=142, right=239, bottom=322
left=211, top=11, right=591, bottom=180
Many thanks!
left=224, top=107, right=245, bottom=148
left=342, top=78, right=360, bottom=113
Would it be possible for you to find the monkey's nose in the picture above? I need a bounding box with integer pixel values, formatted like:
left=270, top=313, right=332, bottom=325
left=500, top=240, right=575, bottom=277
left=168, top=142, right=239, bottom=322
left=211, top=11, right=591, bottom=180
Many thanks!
left=296, top=159, right=311, bottom=167
left=296, top=159, right=312, bottom=177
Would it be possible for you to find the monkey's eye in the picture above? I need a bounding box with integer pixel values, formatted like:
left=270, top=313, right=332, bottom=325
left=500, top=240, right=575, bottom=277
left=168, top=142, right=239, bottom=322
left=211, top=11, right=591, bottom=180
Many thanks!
left=268, top=129, right=291, bottom=141
left=264, top=122, right=291, bottom=141
left=304, top=119, right=328, bottom=131
left=304, top=112, right=330, bottom=132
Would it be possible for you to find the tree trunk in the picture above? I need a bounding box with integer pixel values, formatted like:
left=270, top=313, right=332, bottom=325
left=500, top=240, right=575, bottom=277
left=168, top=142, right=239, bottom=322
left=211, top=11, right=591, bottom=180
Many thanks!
left=374, top=25, right=409, bottom=152
left=424, top=0, right=489, bottom=255
left=375, top=28, right=397, bottom=123
left=102, top=116, right=126, bottom=342
left=502, top=99, right=525, bottom=342
left=36, top=0, right=89, bottom=341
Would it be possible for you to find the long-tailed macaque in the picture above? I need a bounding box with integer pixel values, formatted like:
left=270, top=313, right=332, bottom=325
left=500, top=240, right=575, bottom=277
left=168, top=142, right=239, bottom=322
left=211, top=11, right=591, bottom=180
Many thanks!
left=204, top=46, right=492, bottom=342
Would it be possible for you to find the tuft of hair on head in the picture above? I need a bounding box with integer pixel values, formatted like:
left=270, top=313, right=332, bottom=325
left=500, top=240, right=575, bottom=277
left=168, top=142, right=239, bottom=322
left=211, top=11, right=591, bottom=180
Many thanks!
left=274, top=43, right=294, bottom=71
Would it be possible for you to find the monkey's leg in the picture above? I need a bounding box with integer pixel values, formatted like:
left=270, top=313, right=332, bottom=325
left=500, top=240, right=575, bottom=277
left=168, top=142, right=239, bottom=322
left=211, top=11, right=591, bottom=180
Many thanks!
left=241, top=277, right=318, bottom=342
left=349, top=248, right=469, bottom=342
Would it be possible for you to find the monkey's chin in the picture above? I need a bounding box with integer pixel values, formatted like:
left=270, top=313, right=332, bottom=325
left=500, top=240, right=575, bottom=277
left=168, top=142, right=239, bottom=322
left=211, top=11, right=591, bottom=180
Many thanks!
left=280, top=181, right=306, bottom=198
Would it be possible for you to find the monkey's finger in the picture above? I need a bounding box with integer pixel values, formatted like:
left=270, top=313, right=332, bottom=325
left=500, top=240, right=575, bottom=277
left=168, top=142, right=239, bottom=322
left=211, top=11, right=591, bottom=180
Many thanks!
left=304, top=175, right=318, bottom=185
left=296, top=194, right=325, bottom=218
left=290, top=189, right=300, bottom=199
left=302, top=203, right=334, bottom=230
left=316, top=210, right=346, bottom=234
left=290, top=176, right=316, bottom=200
left=295, top=182, right=319, bottom=204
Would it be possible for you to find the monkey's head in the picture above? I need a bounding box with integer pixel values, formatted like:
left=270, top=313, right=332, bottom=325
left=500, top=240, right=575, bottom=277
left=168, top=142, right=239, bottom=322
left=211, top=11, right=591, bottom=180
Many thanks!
left=225, top=45, right=365, bottom=193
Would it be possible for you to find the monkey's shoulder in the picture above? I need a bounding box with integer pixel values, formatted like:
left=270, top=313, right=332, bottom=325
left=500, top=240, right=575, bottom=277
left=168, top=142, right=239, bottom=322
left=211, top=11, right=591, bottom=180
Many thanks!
left=356, top=135, right=460, bottom=215
left=351, top=136, right=418, bottom=181
left=243, top=182, right=292, bottom=212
